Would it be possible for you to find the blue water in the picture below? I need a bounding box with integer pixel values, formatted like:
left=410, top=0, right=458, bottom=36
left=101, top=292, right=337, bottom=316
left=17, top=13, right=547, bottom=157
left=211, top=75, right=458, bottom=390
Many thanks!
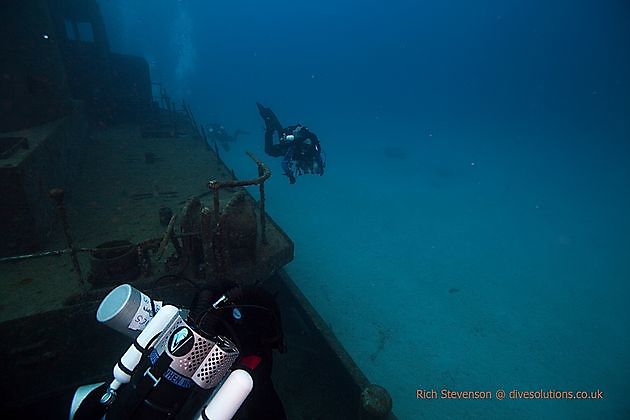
left=99, top=1, right=630, bottom=418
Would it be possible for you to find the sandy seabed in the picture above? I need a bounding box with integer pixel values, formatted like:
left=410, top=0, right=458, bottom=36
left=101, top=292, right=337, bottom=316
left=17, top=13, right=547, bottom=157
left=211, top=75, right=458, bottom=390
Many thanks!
left=226, top=122, right=630, bottom=420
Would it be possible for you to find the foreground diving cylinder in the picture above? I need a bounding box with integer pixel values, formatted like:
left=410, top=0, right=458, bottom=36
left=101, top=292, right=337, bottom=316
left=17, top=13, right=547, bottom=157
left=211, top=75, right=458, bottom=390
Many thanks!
left=119, top=314, right=240, bottom=419
left=97, top=284, right=163, bottom=337
left=198, top=369, right=253, bottom=420
left=151, top=313, right=240, bottom=390
left=102, top=304, right=179, bottom=404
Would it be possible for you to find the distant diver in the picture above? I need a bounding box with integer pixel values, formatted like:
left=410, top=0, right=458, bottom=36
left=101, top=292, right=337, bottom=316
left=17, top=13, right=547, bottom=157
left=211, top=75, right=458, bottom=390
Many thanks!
left=206, top=123, right=248, bottom=151
left=256, top=102, right=325, bottom=184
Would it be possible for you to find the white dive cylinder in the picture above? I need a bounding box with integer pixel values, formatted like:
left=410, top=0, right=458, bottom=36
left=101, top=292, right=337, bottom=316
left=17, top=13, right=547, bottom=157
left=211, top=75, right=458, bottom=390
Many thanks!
left=97, top=283, right=163, bottom=337
left=103, top=304, right=179, bottom=403
left=198, top=369, right=253, bottom=420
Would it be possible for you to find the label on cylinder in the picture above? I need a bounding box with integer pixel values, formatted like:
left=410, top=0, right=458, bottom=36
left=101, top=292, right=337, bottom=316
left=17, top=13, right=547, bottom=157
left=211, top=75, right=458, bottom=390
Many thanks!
left=128, top=292, right=163, bottom=331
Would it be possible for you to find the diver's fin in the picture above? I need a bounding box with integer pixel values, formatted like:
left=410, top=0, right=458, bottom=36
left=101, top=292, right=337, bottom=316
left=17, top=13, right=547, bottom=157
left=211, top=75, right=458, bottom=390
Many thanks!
left=256, top=102, right=282, bottom=133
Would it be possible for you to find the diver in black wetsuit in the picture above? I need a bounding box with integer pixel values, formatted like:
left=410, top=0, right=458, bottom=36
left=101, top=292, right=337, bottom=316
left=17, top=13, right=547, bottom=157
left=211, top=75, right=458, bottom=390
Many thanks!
left=193, top=285, right=288, bottom=420
left=256, top=102, right=325, bottom=184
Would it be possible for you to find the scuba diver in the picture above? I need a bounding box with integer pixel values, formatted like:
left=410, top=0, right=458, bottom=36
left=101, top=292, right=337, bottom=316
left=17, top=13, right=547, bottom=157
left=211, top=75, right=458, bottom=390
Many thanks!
left=190, top=285, right=288, bottom=420
left=206, top=123, right=248, bottom=152
left=70, top=283, right=287, bottom=420
left=256, top=102, right=325, bottom=184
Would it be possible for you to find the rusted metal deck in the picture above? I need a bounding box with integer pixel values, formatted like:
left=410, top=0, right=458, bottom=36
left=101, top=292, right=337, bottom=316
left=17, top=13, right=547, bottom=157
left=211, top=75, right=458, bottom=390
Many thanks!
left=0, top=105, right=293, bottom=323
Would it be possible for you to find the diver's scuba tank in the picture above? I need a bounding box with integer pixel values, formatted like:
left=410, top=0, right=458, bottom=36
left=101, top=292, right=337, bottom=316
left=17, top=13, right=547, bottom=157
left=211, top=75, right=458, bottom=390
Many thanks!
left=70, top=283, right=285, bottom=420
left=198, top=369, right=253, bottom=420
left=106, top=311, right=239, bottom=419
left=71, top=302, right=179, bottom=419
left=71, top=286, right=238, bottom=419
left=106, top=304, right=180, bottom=404
left=96, top=283, right=163, bottom=338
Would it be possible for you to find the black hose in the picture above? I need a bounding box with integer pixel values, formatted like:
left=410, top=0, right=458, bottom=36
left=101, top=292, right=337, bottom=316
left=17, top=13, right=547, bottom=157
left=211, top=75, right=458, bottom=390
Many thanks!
left=189, top=289, right=214, bottom=323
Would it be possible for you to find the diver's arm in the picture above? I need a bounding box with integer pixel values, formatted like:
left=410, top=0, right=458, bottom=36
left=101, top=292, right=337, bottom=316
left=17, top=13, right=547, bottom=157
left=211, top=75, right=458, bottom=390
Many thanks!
left=315, top=152, right=324, bottom=175
left=307, top=132, right=325, bottom=175
left=308, top=131, right=320, bottom=147
left=281, top=147, right=296, bottom=184
left=265, top=130, right=288, bottom=157
left=258, top=102, right=288, bottom=156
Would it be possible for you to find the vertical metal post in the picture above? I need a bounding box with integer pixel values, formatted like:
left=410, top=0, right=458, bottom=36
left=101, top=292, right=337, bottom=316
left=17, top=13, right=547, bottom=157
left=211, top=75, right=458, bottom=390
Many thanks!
left=258, top=166, right=267, bottom=245
left=172, top=99, right=177, bottom=137
left=49, top=188, right=84, bottom=288
left=214, top=141, right=220, bottom=160
left=199, top=123, right=210, bottom=150
left=208, top=182, right=226, bottom=287
left=191, top=112, right=198, bottom=135
left=200, top=207, right=213, bottom=275
left=208, top=181, right=221, bottom=227
left=212, top=186, right=221, bottom=223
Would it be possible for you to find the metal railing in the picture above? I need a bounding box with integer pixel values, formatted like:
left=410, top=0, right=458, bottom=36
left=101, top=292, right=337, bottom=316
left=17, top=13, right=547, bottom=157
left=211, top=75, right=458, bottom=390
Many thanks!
left=1, top=97, right=275, bottom=290
left=207, top=152, right=272, bottom=244
left=180, top=102, right=273, bottom=244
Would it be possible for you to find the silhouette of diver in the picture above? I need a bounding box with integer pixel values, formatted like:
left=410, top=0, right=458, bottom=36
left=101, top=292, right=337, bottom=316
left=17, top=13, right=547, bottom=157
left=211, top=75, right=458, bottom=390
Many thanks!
left=206, top=123, right=248, bottom=151
left=256, top=102, right=325, bottom=184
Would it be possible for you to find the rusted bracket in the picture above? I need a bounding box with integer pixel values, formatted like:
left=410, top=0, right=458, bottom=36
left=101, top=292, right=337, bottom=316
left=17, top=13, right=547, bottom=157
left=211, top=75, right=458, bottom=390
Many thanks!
left=156, top=213, right=178, bottom=260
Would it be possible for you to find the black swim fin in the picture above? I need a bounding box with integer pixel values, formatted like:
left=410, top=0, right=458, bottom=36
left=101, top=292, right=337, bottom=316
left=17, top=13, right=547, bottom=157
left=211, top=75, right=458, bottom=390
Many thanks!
left=256, top=102, right=283, bottom=133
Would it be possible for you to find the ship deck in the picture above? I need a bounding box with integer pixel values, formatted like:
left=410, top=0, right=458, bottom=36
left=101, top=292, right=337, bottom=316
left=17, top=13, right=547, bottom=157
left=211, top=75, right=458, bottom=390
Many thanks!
left=0, top=108, right=293, bottom=323
left=0, top=108, right=395, bottom=419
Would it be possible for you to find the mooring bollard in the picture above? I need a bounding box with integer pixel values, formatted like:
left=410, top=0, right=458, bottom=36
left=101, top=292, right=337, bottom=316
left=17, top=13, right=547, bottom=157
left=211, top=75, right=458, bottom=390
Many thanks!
left=359, top=384, right=393, bottom=419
